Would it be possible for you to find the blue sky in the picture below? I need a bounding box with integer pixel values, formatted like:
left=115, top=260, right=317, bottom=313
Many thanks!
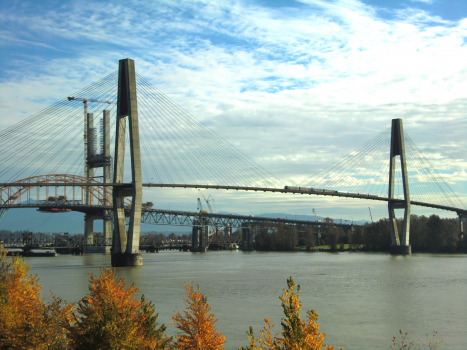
left=1, top=0, right=466, bottom=220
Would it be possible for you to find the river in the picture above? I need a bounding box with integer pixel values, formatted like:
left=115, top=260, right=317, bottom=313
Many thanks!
left=26, top=251, right=466, bottom=349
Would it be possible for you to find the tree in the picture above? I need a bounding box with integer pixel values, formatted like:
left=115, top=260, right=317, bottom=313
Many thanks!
left=172, top=282, right=225, bottom=350
left=255, top=223, right=298, bottom=251
left=68, top=267, right=169, bottom=350
left=0, top=245, right=73, bottom=350
left=241, top=277, right=334, bottom=350
left=303, top=226, right=315, bottom=251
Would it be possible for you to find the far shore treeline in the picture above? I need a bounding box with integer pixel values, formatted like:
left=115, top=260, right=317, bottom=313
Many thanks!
left=1, top=214, right=464, bottom=254
left=254, top=214, right=465, bottom=253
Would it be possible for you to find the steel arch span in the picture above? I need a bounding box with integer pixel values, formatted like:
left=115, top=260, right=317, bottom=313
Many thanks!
left=0, top=174, right=112, bottom=208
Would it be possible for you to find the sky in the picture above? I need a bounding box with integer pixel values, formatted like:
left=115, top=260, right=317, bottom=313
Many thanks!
left=1, top=0, right=467, bottom=222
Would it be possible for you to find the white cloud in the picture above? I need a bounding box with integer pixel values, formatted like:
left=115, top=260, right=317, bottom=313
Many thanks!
left=0, top=0, right=466, bottom=219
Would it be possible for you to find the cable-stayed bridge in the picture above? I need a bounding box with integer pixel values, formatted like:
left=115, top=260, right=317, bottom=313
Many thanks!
left=1, top=59, right=465, bottom=265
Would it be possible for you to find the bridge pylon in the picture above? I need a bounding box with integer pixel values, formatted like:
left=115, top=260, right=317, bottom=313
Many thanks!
left=388, top=118, right=411, bottom=255
left=111, top=59, right=143, bottom=266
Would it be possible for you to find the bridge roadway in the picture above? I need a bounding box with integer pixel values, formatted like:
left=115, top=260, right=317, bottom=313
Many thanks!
left=0, top=203, right=357, bottom=229
left=2, top=182, right=466, bottom=216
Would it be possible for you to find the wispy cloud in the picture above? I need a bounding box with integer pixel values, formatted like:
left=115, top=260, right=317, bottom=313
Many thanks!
left=1, top=0, right=466, bottom=218
left=411, top=0, right=434, bottom=4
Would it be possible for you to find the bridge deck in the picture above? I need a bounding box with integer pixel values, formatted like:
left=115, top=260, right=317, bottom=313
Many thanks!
left=2, top=182, right=465, bottom=215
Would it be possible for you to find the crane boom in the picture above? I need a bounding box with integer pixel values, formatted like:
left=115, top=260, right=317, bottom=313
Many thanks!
left=67, top=96, right=113, bottom=104
left=198, top=190, right=213, bottom=214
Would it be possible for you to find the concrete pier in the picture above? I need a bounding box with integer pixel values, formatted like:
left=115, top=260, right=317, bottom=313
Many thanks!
left=84, top=213, right=96, bottom=245
left=111, top=252, right=143, bottom=267
left=192, top=226, right=200, bottom=251
left=241, top=225, right=254, bottom=251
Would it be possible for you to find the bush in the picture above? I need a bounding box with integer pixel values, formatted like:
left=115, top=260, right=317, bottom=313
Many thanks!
left=68, top=267, right=170, bottom=350
left=240, top=277, right=334, bottom=350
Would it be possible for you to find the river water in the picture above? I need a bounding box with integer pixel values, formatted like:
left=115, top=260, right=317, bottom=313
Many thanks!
left=26, top=251, right=466, bottom=349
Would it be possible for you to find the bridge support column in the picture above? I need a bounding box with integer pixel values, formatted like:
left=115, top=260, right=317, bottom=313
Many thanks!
left=102, top=110, right=112, bottom=245
left=86, top=113, right=94, bottom=206
left=191, top=225, right=200, bottom=251
left=84, top=213, right=95, bottom=245
left=388, top=119, right=411, bottom=255
left=224, top=225, right=232, bottom=242
left=103, top=217, right=111, bottom=243
left=241, top=224, right=254, bottom=251
left=111, top=58, right=143, bottom=267
left=199, top=227, right=207, bottom=252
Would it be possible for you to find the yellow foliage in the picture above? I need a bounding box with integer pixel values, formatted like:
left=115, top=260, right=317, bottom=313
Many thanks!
left=68, top=267, right=170, bottom=350
left=241, top=277, right=333, bottom=350
left=0, top=245, right=73, bottom=350
left=172, top=282, right=225, bottom=350
left=391, top=329, right=443, bottom=350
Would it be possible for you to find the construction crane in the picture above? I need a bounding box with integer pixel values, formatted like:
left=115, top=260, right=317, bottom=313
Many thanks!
left=368, top=207, right=374, bottom=224
left=312, top=208, right=318, bottom=222
left=198, top=190, right=215, bottom=214
left=197, top=191, right=222, bottom=243
left=197, top=198, right=208, bottom=214
left=67, top=96, right=113, bottom=178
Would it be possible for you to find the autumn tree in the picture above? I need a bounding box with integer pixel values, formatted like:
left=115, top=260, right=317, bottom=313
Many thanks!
left=0, top=245, right=73, bottom=350
left=68, top=267, right=169, bottom=350
left=172, top=282, right=225, bottom=350
left=241, top=277, right=334, bottom=350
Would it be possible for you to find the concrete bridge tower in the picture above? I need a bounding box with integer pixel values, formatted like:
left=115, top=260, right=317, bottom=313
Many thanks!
left=83, top=110, right=112, bottom=249
left=111, top=58, right=143, bottom=266
left=388, top=118, right=411, bottom=255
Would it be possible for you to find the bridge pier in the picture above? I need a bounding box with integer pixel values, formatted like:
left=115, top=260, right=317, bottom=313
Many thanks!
left=199, top=226, right=207, bottom=252
left=224, top=225, right=232, bottom=242
left=191, top=225, right=200, bottom=251
left=86, top=112, right=95, bottom=206
left=241, top=224, right=254, bottom=251
left=102, top=110, right=112, bottom=244
left=85, top=108, right=112, bottom=248
left=111, top=58, right=143, bottom=267
left=388, top=119, right=411, bottom=255
left=84, top=213, right=95, bottom=245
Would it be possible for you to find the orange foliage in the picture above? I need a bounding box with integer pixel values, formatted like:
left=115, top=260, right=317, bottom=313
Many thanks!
left=68, top=267, right=169, bottom=350
left=172, top=282, right=225, bottom=350
left=0, top=246, right=73, bottom=350
left=391, top=329, right=443, bottom=349
left=241, top=277, right=334, bottom=350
